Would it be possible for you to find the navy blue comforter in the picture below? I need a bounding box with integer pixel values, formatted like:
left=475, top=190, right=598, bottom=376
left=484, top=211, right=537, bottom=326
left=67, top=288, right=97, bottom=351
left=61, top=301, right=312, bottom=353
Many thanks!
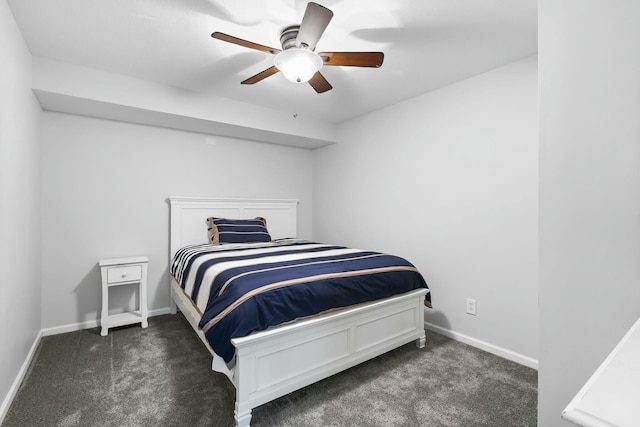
left=170, top=239, right=430, bottom=363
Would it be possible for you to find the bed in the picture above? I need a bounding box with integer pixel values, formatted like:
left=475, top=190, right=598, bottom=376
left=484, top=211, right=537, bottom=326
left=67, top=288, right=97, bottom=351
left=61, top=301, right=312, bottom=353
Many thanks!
left=168, top=196, right=430, bottom=427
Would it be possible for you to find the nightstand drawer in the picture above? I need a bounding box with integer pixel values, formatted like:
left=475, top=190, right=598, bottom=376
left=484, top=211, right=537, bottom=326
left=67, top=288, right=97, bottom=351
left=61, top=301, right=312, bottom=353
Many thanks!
left=106, top=265, right=142, bottom=284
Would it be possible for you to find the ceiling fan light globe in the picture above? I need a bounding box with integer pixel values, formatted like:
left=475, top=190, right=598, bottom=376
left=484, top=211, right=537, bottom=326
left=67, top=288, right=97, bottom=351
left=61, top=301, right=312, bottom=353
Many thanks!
left=274, top=48, right=323, bottom=83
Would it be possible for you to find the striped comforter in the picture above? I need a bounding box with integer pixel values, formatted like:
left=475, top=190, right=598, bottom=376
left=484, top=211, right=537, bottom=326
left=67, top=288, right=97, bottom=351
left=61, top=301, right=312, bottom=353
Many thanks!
left=170, top=239, right=430, bottom=363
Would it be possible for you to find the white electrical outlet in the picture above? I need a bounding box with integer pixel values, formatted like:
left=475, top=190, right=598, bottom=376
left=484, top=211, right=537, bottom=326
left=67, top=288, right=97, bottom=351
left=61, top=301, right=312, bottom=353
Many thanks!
left=466, top=298, right=477, bottom=316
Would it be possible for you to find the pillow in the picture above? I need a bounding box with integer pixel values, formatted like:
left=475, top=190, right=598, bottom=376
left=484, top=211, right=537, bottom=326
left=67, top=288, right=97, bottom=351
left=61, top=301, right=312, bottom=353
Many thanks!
left=206, top=217, right=271, bottom=244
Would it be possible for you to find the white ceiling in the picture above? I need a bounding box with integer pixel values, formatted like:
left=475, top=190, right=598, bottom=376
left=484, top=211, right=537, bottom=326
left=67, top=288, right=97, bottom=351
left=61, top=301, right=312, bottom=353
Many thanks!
left=9, top=0, right=537, bottom=124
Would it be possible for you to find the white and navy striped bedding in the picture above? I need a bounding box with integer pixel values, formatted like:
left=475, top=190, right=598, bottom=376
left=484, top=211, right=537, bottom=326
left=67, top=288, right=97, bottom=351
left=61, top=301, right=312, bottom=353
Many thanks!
left=170, top=239, right=430, bottom=363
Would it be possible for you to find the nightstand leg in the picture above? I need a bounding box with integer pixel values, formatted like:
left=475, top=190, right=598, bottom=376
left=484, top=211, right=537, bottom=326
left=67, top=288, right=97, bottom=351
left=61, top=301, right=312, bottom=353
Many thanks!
left=140, top=263, right=148, bottom=328
left=101, top=275, right=109, bottom=336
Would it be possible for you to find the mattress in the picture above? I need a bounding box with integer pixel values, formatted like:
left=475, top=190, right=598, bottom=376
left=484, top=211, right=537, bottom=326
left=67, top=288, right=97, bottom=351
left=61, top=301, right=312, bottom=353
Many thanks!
left=170, top=239, right=430, bottom=363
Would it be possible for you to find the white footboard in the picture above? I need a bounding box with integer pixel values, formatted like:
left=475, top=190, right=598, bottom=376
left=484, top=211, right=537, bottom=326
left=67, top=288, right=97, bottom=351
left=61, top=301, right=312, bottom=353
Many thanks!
left=231, top=289, right=428, bottom=426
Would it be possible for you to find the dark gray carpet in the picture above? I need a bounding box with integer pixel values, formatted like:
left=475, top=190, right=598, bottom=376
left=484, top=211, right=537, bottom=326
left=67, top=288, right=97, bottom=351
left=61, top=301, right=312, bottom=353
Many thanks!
left=2, top=315, right=537, bottom=427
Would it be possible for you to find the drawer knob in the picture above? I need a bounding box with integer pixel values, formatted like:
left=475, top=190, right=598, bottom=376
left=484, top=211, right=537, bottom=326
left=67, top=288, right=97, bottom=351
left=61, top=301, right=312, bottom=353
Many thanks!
left=121, top=272, right=127, bottom=278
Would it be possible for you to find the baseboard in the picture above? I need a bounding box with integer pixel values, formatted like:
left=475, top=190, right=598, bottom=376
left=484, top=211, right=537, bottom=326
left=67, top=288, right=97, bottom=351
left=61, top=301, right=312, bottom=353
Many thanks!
left=41, top=307, right=172, bottom=337
left=0, top=329, right=42, bottom=425
left=424, top=321, right=538, bottom=370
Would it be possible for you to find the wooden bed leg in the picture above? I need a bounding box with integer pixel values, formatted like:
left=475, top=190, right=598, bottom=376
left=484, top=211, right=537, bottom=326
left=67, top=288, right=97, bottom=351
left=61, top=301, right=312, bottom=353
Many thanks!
left=416, top=334, right=426, bottom=349
left=234, top=358, right=252, bottom=427
left=234, top=405, right=252, bottom=427
left=170, top=297, right=177, bottom=315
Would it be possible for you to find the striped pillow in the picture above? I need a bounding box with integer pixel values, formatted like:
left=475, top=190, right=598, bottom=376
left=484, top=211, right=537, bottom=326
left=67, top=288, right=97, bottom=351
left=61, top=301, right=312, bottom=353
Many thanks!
left=206, top=217, right=272, bottom=244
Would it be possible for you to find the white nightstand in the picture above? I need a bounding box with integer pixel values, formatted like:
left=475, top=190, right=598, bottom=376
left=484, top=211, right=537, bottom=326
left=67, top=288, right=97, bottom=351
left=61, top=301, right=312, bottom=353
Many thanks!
left=99, top=256, right=149, bottom=336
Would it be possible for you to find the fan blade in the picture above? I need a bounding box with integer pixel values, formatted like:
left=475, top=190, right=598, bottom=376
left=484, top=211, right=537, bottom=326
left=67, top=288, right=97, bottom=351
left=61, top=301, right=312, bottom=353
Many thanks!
left=241, top=66, right=280, bottom=85
left=296, top=2, right=333, bottom=51
left=308, top=71, right=332, bottom=93
left=318, top=52, right=384, bottom=68
left=212, top=32, right=281, bottom=55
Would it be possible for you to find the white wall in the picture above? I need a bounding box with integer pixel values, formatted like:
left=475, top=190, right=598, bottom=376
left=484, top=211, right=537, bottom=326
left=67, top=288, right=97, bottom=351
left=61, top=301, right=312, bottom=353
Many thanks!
left=314, top=57, right=539, bottom=364
left=538, top=1, right=640, bottom=426
left=0, top=0, right=42, bottom=419
left=40, top=112, right=313, bottom=330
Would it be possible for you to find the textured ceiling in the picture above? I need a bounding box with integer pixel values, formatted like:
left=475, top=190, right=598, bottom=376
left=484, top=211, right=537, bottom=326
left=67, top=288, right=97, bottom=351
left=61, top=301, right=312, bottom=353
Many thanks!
left=9, top=0, right=537, bottom=123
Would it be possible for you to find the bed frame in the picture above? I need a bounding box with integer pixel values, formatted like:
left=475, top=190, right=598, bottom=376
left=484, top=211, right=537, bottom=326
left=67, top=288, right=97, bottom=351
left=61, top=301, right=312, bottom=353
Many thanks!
left=168, top=196, right=427, bottom=427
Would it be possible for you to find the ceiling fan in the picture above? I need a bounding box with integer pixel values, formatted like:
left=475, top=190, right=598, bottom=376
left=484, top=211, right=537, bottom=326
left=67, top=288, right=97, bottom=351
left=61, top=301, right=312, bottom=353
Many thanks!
left=211, top=2, right=384, bottom=94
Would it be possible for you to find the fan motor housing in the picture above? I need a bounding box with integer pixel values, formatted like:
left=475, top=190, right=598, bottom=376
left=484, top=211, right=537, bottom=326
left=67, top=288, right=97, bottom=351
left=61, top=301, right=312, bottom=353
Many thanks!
left=280, top=25, right=301, bottom=50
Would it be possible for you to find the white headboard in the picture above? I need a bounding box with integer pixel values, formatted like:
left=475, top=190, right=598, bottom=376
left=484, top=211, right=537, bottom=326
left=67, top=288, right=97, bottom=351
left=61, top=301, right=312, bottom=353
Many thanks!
left=168, top=197, right=299, bottom=259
